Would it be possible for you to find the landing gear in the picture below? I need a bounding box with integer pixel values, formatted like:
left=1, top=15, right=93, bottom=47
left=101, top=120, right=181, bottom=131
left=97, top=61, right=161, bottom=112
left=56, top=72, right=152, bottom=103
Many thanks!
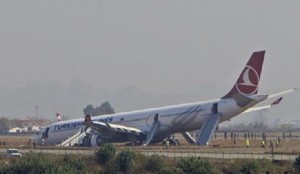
left=162, top=135, right=180, bottom=146
left=169, top=138, right=180, bottom=146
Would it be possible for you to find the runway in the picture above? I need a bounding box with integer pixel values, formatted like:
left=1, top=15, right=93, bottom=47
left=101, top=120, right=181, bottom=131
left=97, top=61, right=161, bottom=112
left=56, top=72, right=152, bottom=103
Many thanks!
left=0, top=148, right=297, bottom=161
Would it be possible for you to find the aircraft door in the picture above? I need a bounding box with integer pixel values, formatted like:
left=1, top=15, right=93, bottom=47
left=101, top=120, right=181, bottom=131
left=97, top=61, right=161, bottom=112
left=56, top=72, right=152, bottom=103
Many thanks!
left=146, top=113, right=159, bottom=129
left=211, top=103, right=218, bottom=114
left=42, top=127, right=49, bottom=139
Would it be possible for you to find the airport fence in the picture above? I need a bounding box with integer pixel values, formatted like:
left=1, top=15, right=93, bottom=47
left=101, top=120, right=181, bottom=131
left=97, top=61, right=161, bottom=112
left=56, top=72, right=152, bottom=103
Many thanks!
left=137, top=149, right=299, bottom=161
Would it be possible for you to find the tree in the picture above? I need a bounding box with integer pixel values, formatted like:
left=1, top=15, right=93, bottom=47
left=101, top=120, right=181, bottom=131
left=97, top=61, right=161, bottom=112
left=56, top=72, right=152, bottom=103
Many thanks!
left=83, top=101, right=115, bottom=116
left=83, top=105, right=94, bottom=116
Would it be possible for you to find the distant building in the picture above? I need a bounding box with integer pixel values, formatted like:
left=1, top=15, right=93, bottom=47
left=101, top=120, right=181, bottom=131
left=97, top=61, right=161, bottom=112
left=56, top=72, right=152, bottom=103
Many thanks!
left=26, top=125, right=41, bottom=132
left=9, top=125, right=41, bottom=133
left=9, top=127, right=25, bottom=133
left=2, top=118, right=51, bottom=134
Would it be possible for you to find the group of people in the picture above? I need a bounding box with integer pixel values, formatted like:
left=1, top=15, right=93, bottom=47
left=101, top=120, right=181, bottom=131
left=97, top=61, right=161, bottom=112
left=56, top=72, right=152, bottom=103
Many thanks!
left=261, top=137, right=281, bottom=149
left=244, top=137, right=280, bottom=149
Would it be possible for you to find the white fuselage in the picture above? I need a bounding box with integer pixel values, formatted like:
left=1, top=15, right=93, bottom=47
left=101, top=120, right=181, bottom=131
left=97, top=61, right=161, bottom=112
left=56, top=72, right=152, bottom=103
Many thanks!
left=34, top=95, right=267, bottom=145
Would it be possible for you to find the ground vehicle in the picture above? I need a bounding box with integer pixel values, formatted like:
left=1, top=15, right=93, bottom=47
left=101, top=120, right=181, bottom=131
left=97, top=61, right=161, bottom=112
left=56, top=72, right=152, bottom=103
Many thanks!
left=6, top=148, right=22, bottom=158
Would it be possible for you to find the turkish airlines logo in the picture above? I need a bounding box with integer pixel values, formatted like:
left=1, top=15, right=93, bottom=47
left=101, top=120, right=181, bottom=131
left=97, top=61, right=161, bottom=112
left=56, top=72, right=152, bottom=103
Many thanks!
left=235, top=65, right=259, bottom=95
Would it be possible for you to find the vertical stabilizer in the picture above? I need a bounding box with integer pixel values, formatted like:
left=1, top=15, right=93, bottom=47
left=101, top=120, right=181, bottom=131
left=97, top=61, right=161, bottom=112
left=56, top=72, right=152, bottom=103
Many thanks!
left=222, top=51, right=265, bottom=98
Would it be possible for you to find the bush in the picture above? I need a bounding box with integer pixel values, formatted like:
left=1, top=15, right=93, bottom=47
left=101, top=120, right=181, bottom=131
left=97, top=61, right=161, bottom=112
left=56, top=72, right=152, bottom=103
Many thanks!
left=104, top=159, right=120, bottom=174
left=158, top=166, right=184, bottom=174
left=63, top=154, right=86, bottom=171
left=240, top=160, right=263, bottom=174
left=177, top=157, right=213, bottom=174
left=294, top=155, right=300, bottom=173
left=96, top=143, right=117, bottom=164
left=0, top=152, right=90, bottom=174
left=0, top=152, right=56, bottom=174
left=144, top=154, right=164, bottom=172
left=116, top=148, right=136, bottom=173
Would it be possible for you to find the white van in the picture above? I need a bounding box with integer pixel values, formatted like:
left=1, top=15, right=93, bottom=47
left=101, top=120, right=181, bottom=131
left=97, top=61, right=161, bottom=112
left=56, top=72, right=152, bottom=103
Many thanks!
left=6, top=148, right=22, bottom=158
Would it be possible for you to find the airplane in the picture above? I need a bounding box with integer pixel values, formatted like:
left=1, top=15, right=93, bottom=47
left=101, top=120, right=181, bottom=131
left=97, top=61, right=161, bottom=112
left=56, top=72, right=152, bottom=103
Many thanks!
left=33, top=51, right=295, bottom=146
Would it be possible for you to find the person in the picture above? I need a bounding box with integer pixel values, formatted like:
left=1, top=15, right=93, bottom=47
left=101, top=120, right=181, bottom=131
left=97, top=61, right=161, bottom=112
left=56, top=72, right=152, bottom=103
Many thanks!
left=33, top=140, right=36, bottom=149
left=269, top=140, right=273, bottom=148
left=269, top=140, right=274, bottom=160
left=246, top=138, right=250, bottom=148
left=262, top=140, right=265, bottom=148
left=165, top=139, right=169, bottom=149
left=276, top=139, right=279, bottom=148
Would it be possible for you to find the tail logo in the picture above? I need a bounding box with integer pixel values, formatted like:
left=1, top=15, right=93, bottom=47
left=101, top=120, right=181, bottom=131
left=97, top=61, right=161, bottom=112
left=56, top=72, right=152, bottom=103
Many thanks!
left=236, top=65, right=259, bottom=95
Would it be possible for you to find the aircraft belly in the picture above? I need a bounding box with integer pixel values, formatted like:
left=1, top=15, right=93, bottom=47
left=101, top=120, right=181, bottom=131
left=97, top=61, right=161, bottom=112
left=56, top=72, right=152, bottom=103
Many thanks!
left=158, top=113, right=206, bottom=133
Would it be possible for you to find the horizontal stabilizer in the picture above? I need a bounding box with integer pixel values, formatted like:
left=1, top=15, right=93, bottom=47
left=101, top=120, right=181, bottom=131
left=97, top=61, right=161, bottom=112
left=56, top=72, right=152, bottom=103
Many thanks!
left=268, top=88, right=297, bottom=99
left=243, top=97, right=283, bottom=113
left=271, top=97, right=283, bottom=106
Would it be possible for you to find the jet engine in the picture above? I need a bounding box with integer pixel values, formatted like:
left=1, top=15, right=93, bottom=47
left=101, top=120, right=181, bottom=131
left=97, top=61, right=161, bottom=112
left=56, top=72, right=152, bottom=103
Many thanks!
left=81, top=134, right=104, bottom=147
left=90, top=135, right=103, bottom=147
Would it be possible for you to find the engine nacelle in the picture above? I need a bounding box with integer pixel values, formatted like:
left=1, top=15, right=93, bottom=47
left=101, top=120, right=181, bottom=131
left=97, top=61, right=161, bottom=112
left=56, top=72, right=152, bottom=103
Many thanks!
left=81, top=134, right=104, bottom=147
left=90, top=135, right=103, bottom=147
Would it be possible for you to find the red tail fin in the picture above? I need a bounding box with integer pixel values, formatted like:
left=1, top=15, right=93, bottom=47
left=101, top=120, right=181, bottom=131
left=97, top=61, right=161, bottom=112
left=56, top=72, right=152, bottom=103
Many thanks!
left=222, top=51, right=265, bottom=98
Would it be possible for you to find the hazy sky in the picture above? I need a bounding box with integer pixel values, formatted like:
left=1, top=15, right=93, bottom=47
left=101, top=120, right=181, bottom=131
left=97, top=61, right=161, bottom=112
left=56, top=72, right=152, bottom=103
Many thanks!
left=0, top=1, right=299, bottom=124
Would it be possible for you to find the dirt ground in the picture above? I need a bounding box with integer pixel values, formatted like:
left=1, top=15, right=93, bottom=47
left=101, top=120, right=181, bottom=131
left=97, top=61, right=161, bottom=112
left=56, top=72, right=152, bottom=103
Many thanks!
left=0, top=135, right=32, bottom=147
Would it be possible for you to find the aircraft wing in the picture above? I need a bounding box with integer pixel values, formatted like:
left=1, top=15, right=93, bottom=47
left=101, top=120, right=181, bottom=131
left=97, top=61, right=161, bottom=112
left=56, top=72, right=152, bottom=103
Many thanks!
left=243, top=97, right=283, bottom=114
left=84, top=115, right=144, bottom=136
